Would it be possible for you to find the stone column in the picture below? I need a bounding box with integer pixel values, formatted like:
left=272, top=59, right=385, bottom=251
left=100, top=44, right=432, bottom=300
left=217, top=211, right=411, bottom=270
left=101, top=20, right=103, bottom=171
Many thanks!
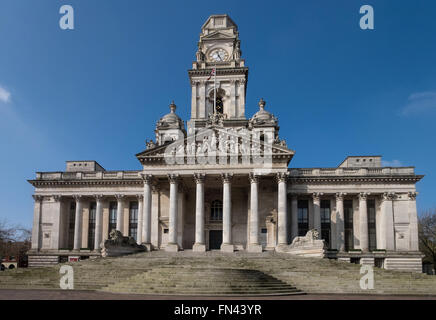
left=31, top=195, right=43, bottom=250
left=336, top=193, right=345, bottom=251
left=136, top=194, right=143, bottom=245
left=277, top=172, right=288, bottom=248
left=330, top=198, right=337, bottom=250
left=408, top=192, right=419, bottom=251
left=94, top=195, right=104, bottom=251
left=193, top=173, right=206, bottom=252
left=115, top=194, right=124, bottom=233
left=313, top=193, right=322, bottom=234
left=73, top=195, right=83, bottom=251
left=380, top=192, right=396, bottom=250
left=291, top=194, right=298, bottom=241
left=166, top=174, right=180, bottom=252
left=221, top=173, right=234, bottom=252
left=359, top=193, right=369, bottom=252
left=248, top=173, right=262, bottom=252
left=142, top=174, right=153, bottom=250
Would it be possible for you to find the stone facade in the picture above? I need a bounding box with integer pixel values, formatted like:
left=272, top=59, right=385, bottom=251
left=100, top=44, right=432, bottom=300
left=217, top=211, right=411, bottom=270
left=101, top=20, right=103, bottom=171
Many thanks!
left=27, top=15, right=424, bottom=272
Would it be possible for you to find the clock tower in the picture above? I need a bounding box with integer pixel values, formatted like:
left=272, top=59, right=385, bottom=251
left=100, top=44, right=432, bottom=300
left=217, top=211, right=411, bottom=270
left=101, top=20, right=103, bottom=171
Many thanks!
left=188, top=14, right=248, bottom=131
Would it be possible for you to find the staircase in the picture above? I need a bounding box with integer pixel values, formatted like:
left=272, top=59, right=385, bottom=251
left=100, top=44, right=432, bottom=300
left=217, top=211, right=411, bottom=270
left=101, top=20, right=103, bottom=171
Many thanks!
left=1, top=251, right=436, bottom=296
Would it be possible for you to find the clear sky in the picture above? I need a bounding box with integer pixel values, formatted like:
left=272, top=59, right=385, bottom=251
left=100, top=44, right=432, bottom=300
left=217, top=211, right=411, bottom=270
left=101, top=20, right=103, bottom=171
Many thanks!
left=0, top=0, right=435, bottom=228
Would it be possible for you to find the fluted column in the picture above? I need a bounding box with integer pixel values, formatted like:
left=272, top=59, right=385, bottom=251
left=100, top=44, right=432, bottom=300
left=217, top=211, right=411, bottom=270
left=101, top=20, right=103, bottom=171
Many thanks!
left=221, top=173, right=234, bottom=252
left=73, top=195, right=83, bottom=251
left=248, top=173, right=262, bottom=252
left=94, top=195, right=104, bottom=251
left=336, top=193, right=345, bottom=251
left=136, top=194, right=143, bottom=245
left=277, top=172, right=288, bottom=248
left=115, top=194, right=124, bottom=233
left=166, top=174, right=180, bottom=252
left=141, top=174, right=153, bottom=249
left=359, top=193, right=369, bottom=251
left=193, top=173, right=206, bottom=252
left=31, top=195, right=43, bottom=250
left=313, top=193, right=322, bottom=234
left=291, top=194, right=298, bottom=241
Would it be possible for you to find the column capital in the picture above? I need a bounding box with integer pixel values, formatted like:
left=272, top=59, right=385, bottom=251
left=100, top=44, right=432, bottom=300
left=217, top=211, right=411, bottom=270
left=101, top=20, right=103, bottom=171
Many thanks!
left=381, top=192, right=397, bottom=201
left=312, top=192, right=323, bottom=202
left=336, top=192, right=346, bottom=201
left=221, top=173, right=233, bottom=184
left=249, top=172, right=259, bottom=184
left=194, top=173, right=206, bottom=184
left=276, top=172, right=289, bottom=183
left=72, top=194, right=82, bottom=202
left=32, top=195, right=43, bottom=202
left=168, top=174, right=180, bottom=184
left=359, top=192, right=370, bottom=201
left=140, top=173, right=153, bottom=185
left=94, top=194, right=104, bottom=201
left=115, top=194, right=125, bottom=201
left=52, top=195, right=62, bottom=202
left=136, top=194, right=144, bottom=201
left=408, top=192, right=418, bottom=200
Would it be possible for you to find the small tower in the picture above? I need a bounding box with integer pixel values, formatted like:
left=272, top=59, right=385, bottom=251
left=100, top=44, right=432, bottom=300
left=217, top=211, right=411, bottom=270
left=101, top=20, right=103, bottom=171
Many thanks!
left=155, top=101, right=186, bottom=145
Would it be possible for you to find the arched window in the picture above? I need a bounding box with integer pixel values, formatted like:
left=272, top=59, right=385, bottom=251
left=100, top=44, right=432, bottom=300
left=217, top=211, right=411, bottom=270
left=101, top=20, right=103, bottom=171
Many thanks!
left=210, top=200, right=223, bottom=221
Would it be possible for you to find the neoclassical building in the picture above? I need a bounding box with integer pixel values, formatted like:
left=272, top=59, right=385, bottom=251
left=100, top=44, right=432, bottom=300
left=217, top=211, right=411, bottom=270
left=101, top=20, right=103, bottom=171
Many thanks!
left=28, top=15, right=423, bottom=272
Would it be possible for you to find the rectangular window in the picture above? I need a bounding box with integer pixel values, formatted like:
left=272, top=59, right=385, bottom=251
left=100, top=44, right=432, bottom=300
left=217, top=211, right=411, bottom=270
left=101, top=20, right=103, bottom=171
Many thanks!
left=129, top=201, right=138, bottom=241
left=367, top=199, right=377, bottom=251
left=88, top=202, right=96, bottom=250
left=68, top=202, right=76, bottom=249
left=298, top=200, right=309, bottom=236
left=109, top=201, right=117, bottom=236
left=320, top=200, right=331, bottom=248
left=344, top=200, right=354, bottom=251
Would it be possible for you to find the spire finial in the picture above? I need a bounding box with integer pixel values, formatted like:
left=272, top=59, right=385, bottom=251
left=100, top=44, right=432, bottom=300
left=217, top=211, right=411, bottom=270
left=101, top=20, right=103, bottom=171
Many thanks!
left=170, top=101, right=176, bottom=113
left=259, top=98, right=266, bottom=109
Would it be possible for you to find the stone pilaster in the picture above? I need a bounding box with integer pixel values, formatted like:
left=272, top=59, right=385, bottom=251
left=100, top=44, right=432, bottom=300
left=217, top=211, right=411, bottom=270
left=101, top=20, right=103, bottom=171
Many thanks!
left=73, top=195, right=83, bottom=251
left=408, top=192, right=419, bottom=251
left=31, top=195, right=43, bottom=250
left=312, top=192, right=323, bottom=234
left=94, top=195, right=104, bottom=251
left=359, top=192, right=370, bottom=252
left=115, top=194, right=125, bottom=233
left=290, top=194, right=298, bottom=242
left=276, top=172, right=288, bottom=248
left=380, top=192, right=397, bottom=250
left=166, top=174, right=180, bottom=252
left=336, top=193, right=346, bottom=251
left=136, top=194, right=144, bottom=246
left=221, top=173, right=234, bottom=252
left=141, top=174, right=153, bottom=250
left=193, top=173, right=206, bottom=252
left=248, top=173, right=262, bottom=252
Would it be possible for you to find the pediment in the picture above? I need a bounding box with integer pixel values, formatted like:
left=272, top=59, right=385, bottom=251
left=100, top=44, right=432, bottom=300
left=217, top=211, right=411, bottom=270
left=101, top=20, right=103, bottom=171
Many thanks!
left=201, top=30, right=235, bottom=40
left=136, top=127, right=295, bottom=166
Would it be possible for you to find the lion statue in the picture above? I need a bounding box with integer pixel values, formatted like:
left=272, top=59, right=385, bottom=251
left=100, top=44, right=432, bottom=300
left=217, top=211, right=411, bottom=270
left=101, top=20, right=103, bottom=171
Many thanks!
left=290, top=229, right=320, bottom=247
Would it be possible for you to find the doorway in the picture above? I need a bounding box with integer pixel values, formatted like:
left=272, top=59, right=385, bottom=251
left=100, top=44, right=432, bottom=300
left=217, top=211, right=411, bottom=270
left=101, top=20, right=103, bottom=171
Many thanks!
left=209, top=230, right=222, bottom=250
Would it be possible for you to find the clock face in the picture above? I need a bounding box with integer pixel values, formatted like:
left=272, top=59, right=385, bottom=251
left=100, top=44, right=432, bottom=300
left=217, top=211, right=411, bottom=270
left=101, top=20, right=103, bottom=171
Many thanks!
left=209, top=48, right=229, bottom=62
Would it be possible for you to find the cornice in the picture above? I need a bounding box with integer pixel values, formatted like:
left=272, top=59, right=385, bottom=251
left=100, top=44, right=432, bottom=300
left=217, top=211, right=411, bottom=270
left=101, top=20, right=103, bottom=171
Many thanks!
left=289, top=175, right=423, bottom=184
left=28, top=179, right=143, bottom=187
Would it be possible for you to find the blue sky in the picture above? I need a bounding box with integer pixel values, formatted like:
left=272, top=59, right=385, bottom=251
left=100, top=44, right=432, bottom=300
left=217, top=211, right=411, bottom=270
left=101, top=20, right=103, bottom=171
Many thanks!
left=0, top=0, right=435, bottom=228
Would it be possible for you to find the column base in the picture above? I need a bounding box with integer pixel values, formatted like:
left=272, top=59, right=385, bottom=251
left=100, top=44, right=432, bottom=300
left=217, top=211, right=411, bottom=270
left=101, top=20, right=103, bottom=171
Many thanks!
left=274, top=244, right=289, bottom=253
left=220, top=243, right=234, bottom=253
left=247, top=244, right=263, bottom=253
left=165, top=243, right=179, bottom=252
left=142, top=243, right=152, bottom=252
left=193, top=243, right=206, bottom=252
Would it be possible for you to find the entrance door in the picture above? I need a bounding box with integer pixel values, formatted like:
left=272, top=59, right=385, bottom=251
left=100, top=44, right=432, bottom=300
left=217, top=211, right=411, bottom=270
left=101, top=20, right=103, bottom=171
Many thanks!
left=209, top=230, right=222, bottom=250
